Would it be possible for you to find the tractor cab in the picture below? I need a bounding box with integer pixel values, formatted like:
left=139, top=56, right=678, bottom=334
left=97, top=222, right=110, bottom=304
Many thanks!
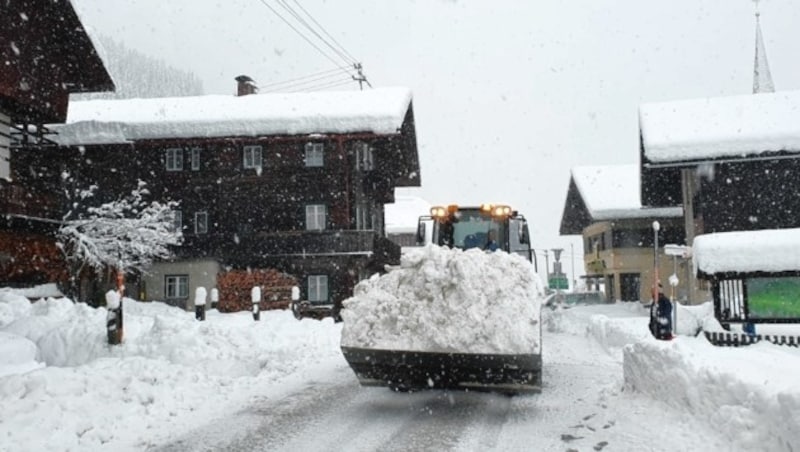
left=416, top=204, right=536, bottom=271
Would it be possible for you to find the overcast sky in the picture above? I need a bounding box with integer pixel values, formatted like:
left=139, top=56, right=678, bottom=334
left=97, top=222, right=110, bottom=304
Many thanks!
left=71, top=0, right=800, bottom=278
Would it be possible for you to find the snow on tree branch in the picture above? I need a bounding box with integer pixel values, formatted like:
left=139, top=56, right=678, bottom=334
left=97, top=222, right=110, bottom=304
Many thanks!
left=57, top=180, right=183, bottom=275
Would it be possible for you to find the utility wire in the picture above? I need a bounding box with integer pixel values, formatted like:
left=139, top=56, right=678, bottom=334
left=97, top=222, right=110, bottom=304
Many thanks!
left=288, top=78, right=354, bottom=93
left=255, top=0, right=354, bottom=75
left=258, top=67, right=344, bottom=90
left=275, top=0, right=355, bottom=67
left=290, top=0, right=359, bottom=63
left=261, top=73, right=352, bottom=93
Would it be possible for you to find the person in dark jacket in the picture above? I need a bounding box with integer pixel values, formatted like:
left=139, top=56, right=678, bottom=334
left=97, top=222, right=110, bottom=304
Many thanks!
left=649, top=283, right=673, bottom=340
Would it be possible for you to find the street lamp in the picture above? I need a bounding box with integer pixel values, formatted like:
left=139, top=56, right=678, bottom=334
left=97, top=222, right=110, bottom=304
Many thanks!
left=652, top=221, right=660, bottom=301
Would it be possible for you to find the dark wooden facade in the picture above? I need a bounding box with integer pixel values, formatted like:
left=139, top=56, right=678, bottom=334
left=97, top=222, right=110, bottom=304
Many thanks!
left=0, top=0, right=113, bottom=125
left=19, top=103, right=419, bottom=311
left=641, top=152, right=800, bottom=236
left=0, top=0, right=113, bottom=287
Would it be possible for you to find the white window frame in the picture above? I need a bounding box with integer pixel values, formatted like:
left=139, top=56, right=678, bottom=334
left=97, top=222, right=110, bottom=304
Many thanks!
left=172, top=210, right=182, bottom=232
left=355, top=142, right=374, bottom=171
left=308, top=275, right=329, bottom=303
left=165, top=275, right=189, bottom=299
left=305, top=204, right=326, bottom=231
left=190, top=147, right=201, bottom=171
left=195, top=211, right=208, bottom=234
left=304, top=142, right=324, bottom=167
left=356, top=203, right=372, bottom=230
left=243, top=145, right=263, bottom=170
left=166, top=148, right=183, bottom=171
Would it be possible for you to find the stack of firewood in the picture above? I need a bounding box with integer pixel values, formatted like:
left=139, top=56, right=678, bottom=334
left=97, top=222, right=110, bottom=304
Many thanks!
left=216, top=268, right=297, bottom=313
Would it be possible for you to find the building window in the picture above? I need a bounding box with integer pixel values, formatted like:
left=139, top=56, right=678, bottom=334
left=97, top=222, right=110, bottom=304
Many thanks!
left=304, top=142, right=324, bottom=167
left=195, top=211, right=208, bottom=234
left=305, top=204, right=326, bottom=231
left=308, top=275, right=329, bottom=303
left=356, top=203, right=373, bottom=230
left=355, top=142, right=374, bottom=171
left=190, top=148, right=201, bottom=171
left=165, top=275, right=189, bottom=299
left=166, top=148, right=183, bottom=171
left=172, top=210, right=182, bottom=232
left=243, top=145, right=263, bottom=170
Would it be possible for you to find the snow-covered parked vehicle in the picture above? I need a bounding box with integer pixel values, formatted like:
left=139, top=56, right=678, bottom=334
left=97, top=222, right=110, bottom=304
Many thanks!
left=340, top=204, right=544, bottom=394
left=695, top=228, right=800, bottom=346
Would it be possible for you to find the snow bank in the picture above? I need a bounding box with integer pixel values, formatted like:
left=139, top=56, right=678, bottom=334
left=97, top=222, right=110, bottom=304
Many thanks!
left=693, top=228, right=800, bottom=274
left=0, top=292, right=342, bottom=450
left=624, top=339, right=800, bottom=451
left=548, top=302, right=800, bottom=451
left=572, top=303, right=800, bottom=451
left=0, top=332, right=43, bottom=377
left=340, top=245, right=544, bottom=354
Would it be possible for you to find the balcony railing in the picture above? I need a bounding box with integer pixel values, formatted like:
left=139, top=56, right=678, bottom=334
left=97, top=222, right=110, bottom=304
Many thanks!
left=178, top=229, right=400, bottom=263
left=0, top=184, right=59, bottom=220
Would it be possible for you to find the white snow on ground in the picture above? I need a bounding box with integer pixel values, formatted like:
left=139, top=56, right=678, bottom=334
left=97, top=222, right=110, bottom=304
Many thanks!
left=0, top=291, right=341, bottom=451
left=693, top=228, right=800, bottom=274
left=1, top=281, right=800, bottom=450
left=340, top=244, right=544, bottom=354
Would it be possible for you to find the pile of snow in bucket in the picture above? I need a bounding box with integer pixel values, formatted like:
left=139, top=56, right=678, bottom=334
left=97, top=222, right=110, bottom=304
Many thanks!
left=340, top=244, right=544, bottom=354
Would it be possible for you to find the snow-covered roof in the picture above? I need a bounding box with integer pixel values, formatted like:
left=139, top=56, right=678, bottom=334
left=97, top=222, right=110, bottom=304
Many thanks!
left=571, top=164, right=683, bottom=220
left=52, top=87, right=413, bottom=145
left=693, top=228, right=800, bottom=274
left=640, top=90, right=800, bottom=164
left=385, top=195, right=431, bottom=234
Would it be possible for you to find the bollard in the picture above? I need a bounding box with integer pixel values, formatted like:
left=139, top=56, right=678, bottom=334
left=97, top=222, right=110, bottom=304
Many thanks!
left=105, top=289, right=122, bottom=345
left=251, top=286, right=261, bottom=321
left=195, top=287, right=207, bottom=321
left=210, top=288, right=219, bottom=310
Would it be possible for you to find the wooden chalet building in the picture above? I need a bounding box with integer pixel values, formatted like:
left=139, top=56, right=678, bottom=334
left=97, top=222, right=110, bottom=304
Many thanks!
left=0, top=0, right=114, bottom=286
left=559, top=164, right=688, bottom=302
left=40, top=84, right=420, bottom=314
left=639, top=89, right=800, bottom=302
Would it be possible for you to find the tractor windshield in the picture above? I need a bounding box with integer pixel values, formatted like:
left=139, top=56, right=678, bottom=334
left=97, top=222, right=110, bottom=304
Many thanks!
left=448, top=210, right=506, bottom=251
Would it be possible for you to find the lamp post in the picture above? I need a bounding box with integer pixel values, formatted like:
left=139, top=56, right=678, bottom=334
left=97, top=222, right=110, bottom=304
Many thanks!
left=571, top=243, right=575, bottom=291
left=652, top=221, right=660, bottom=301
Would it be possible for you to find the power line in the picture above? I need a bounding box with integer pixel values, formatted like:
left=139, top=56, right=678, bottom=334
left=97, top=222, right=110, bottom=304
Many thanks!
left=275, top=0, right=355, bottom=67
left=255, top=0, right=354, bottom=75
left=261, top=72, right=353, bottom=93
left=287, top=77, right=354, bottom=93
left=258, top=67, right=345, bottom=90
left=289, top=0, right=359, bottom=63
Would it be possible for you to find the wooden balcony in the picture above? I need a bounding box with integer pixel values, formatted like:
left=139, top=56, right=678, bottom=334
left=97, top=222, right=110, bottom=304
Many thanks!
left=177, top=230, right=400, bottom=267
left=0, top=183, right=60, bottom=220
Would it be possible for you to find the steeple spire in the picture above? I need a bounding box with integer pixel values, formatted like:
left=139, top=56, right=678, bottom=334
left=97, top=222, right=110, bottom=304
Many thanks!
left=753, top=2, right=775, bottom=93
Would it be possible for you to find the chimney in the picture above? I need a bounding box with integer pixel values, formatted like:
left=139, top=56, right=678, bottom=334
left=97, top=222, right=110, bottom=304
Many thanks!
left=235, top=75, right=258, bottom=96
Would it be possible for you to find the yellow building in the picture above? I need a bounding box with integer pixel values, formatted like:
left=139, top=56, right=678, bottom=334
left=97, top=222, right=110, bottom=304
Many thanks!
left=559, top=165, right=697, bottom=303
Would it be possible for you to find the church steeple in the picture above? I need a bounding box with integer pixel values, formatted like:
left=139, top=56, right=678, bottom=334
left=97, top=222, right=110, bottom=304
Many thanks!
left=753, top=2, right=775, bottom=93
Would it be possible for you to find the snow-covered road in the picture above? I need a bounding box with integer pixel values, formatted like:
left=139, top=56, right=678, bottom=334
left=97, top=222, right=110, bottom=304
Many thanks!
left=5, top=292, right=798, bottom=451
left=152, top=326, right=726, bottom=452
